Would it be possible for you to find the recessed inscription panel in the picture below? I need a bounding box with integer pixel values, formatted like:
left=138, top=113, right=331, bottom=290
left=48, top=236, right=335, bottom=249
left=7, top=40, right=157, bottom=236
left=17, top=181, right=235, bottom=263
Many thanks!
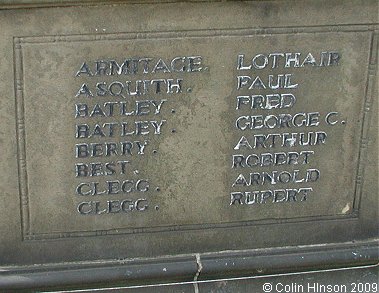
left=16, top=29, right=371, bottom=239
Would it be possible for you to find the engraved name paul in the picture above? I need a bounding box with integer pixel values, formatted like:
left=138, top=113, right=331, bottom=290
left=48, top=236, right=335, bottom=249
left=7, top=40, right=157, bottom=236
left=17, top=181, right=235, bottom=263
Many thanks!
left=230, top=51, right=345, bottom=206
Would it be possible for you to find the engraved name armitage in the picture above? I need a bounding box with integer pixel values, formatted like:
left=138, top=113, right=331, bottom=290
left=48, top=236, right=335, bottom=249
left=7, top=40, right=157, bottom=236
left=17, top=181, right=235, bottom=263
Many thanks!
left=230, top=51, right=345, bottom=206
left=74, top=55, right=204, bottom=215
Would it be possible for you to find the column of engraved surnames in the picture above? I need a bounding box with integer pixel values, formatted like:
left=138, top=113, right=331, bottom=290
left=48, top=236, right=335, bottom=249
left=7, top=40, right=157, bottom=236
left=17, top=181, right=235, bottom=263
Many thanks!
left=73, top=56, right=204, bottom=215
left=230, top=51, right=346, bottom=207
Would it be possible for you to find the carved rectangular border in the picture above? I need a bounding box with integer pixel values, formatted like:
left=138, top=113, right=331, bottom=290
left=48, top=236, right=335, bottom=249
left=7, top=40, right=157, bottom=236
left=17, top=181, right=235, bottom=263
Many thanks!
left=14, top=24, right=378, bottom=240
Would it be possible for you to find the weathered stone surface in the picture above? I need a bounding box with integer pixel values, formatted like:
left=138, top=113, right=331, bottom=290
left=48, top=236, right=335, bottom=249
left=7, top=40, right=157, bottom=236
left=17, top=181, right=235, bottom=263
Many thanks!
left=13, top=29, right=371, bottom=238
left=0, top=0, right=377, bottom=289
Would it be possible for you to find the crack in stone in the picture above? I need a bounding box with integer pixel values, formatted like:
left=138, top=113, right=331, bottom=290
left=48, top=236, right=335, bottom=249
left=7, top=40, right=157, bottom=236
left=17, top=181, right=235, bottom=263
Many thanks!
left=193, top=253, right=202, bottom=293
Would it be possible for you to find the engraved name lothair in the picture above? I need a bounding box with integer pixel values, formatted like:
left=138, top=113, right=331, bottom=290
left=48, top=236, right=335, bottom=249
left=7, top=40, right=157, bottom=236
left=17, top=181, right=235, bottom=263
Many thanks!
left=231, top=51, right=345, bottom=206
left=74, top=56, right=204, bottom=215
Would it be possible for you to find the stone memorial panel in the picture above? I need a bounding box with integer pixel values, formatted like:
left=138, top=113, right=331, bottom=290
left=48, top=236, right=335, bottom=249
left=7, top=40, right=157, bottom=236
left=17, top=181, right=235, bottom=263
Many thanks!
left=14, top=30, right=372, bottom=239
left=0, top=0, right=377, bottom=290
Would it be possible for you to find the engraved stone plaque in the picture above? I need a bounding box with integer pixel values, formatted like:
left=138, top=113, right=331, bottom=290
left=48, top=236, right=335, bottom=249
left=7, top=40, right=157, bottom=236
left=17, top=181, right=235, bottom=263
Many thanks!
left=0, top=0, right=377, bottom=290
left=14, top=30, right=373, bottom=240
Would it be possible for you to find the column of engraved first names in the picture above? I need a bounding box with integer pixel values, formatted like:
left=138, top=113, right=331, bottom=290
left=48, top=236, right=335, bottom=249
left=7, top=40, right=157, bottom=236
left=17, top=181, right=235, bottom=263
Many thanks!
left=230, top=51, right=346, bottom=206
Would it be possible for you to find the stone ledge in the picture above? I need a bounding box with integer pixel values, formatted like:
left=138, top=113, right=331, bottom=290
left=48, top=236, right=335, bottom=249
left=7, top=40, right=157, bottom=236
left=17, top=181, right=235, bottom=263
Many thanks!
left=0, top=239, right=377, bottom=291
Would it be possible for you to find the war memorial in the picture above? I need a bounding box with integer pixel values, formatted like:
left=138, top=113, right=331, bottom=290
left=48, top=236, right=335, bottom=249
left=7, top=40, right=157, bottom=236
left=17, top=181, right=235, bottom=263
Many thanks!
left=0, top=0, right=377, bottom=291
